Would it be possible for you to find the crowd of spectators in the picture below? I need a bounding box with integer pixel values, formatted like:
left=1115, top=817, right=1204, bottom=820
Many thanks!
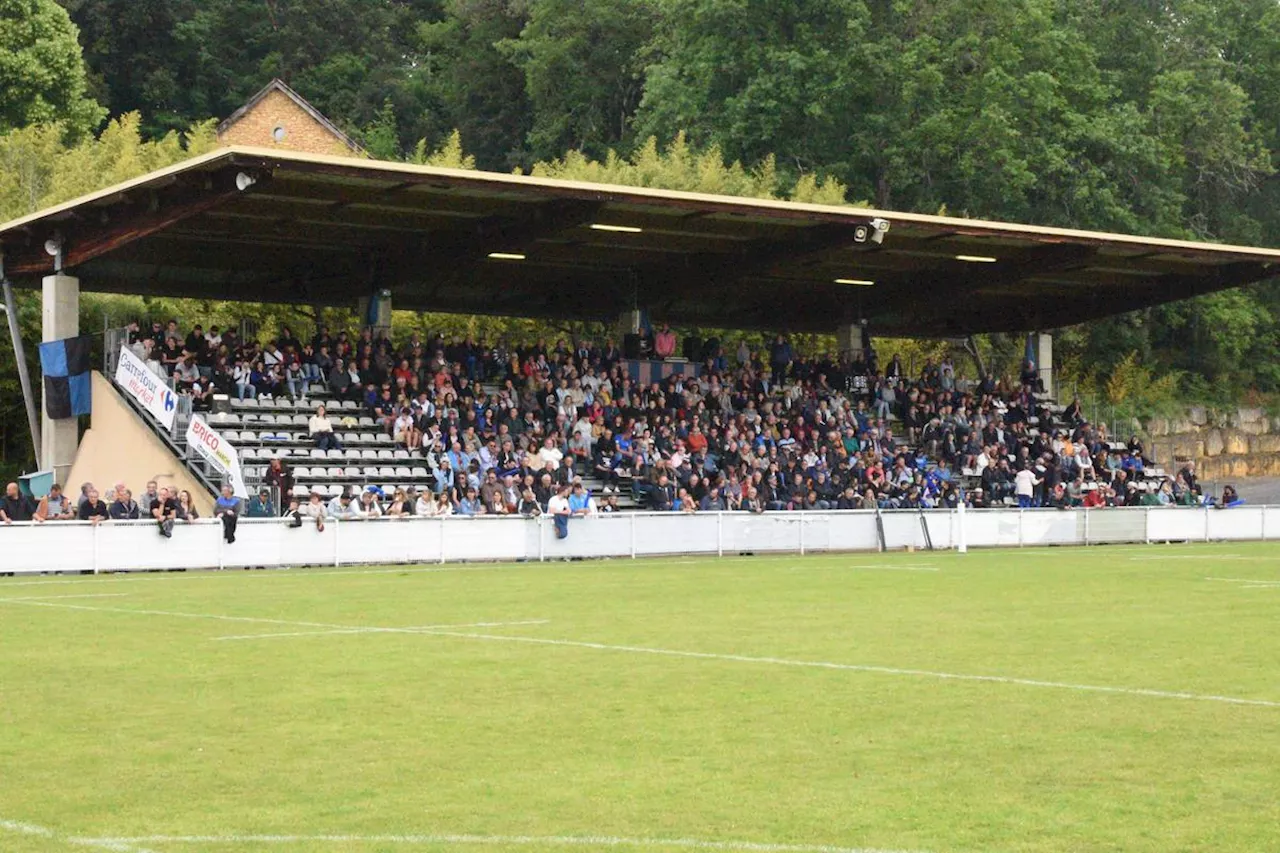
left=107, top=317, right=1227, bottom=519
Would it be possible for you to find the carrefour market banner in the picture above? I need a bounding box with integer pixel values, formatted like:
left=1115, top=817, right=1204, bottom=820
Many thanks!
left=186, top=415, right=248, bottom=499
left=115, top=345, right=177, bottom=430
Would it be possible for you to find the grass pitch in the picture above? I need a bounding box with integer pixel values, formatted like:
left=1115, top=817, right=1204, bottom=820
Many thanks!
left=2, top=542, right=1279, bottom=853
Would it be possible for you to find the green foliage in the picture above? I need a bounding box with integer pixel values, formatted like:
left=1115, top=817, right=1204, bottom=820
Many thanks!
left=0, top=0, right=104, bottom=138
left=529, top=133, right=849, bottom=202
left=0, top=112, right=217, bottom=222
left=409, top=129, right=476, bottom=170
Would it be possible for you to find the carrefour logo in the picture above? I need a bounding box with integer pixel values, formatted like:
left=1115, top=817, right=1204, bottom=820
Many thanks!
left=161, top=390, right=175, bottom=412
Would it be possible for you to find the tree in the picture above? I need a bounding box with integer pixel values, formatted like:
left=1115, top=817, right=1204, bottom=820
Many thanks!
left=415, top=0, right=532, bottom=169
left=0, top=0, right=103, bottom=137
left=498, top=0, right=658, bottom=162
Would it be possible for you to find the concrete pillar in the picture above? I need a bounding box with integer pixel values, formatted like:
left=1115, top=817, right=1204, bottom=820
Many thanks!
left=837, top=323, right=866, bottom=359
left=357, top=290, right=392, bottom=337
left=617, top=309, right=641, bottom=337
left=1036, top=331, right=1054, bottom=399
left=42, top=274, right=79, bottom=484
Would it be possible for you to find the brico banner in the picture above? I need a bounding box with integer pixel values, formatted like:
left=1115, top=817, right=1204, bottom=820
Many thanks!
left=186, top=414, right=249, bottom=499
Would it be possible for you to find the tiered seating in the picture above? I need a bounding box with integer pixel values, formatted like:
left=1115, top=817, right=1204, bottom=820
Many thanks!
left=207, top=383, right=431, bottom=499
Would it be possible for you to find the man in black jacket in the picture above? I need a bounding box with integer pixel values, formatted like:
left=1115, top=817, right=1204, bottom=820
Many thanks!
left=0, top=482, right=34, bottom=523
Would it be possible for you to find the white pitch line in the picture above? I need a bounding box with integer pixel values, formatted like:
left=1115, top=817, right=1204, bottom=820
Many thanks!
left=417, top=629, right=1280, bottom=709
left=0, top=593, right=130, bottom=602
left=1134, top=554, right=1275, bottom=562
left=0, top=817, right=159, bottom=853
left=212, top=620, right=551, bottom=642
left=73, top=832, right=925, bottom=853
left=790, top=564, right=940, bottom=572
left=0, top=599, right=547, bottom=643
left=1205, top=577, right=1280, bottom=585
left=9, top=598, right=1277, bottom=709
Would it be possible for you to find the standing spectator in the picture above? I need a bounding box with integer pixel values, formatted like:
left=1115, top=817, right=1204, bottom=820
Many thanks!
left=214, top=485, right=241, bottom=544
left=34, top=484, right=75, bottom=521
left=0, top=482, right=33, bottom=523
left=654, top=324, right=677, bottom=359
left=309, top=404, right=342, bottom=451
left=78, top=487, right=110, bottom=524
left=1014, top=465, right=1041, bottom=509
left=151, top=486, right=179, bottom=537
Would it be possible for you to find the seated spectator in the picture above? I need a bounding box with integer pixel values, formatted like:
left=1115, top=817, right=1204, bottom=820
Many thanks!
left=175, top=490, right=199, bottom=522
left=547, top=483, right=571, bottom=537
left=414, top=490, right=436, bottom=516
left=34, top=484, right=75, bottom=522
left=78, top=487, right=110, bottom=524
left=309, top=405, right=342, bottom=451
left=456, top=487, right=483, bottom=516
left=151, top=486, right=179, bottom=537
left=0, top=482, right=34, bottom=523
left=328, top=490, right=360, bottom=520
left=568, top=482, right=597, bottom=516
left=213, top=485, right=241, bottom=544
left=291, top=492, right=326, bottom=531
left=109, top=488, right=141, bottom=520
left=393, top=408, right=421, bottom=451
left=357, top=489, right=385, bottom=519
left=518, top=487, right=542, bottom=517
left=386, top=488, right=411, bottom=518
left=246, top=487, right=277, bottom=518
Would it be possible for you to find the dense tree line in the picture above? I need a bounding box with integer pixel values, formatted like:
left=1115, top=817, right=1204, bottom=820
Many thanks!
left=4, top=0, right=1280, bottom=474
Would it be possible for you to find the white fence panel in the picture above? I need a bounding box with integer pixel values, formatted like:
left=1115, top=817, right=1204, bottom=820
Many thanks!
left=1206, top=506, right=1268, bottom=541
left=2, top=507, right=1279, bottom=575
left=826, top=513, right=882, bottom=552
left=443, top=517, right=530, bottom=562
left=721, top=512, right=803, bottom=554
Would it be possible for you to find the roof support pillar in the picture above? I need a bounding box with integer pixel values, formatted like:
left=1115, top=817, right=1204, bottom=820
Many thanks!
left=42, top=273, right=79, bottom=484
left=1027, top=331, right=1053, bottom=399
left=837, top=321, right=869, bottom=361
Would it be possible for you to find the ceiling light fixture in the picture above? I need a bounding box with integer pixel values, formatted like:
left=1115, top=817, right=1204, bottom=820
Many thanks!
left=590, top=224, right=643, bottom=233
left=834, top=278, right=875, bottom=286
left=487, top=252, right=526, bottom=260
left=955, top=254, right=998, bottom=263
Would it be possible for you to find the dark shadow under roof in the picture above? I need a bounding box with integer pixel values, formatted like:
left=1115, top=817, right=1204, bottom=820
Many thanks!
left=3, top=146, right=1279, bottom=336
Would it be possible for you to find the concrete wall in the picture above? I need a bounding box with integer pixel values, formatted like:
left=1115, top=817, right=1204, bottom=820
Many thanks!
left=66, top=371, right=214, bottom=516
left=217, top=89, right=353, bottom=156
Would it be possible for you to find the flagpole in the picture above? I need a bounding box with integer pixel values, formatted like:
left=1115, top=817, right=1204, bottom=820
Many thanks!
left=1, top=266, right=42, bottom=463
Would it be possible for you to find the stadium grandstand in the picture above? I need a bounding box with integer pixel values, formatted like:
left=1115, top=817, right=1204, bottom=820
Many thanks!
left=1, top=145, right=1276, bottom=540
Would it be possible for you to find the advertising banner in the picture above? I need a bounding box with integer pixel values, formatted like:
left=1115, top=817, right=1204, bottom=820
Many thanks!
left=115, top=345, right=177, bottom=430
left=186, top=414, right=248, bottom=499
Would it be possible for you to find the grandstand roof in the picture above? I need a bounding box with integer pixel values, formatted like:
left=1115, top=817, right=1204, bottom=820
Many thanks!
left=3, top=146, right=1279, bottom=336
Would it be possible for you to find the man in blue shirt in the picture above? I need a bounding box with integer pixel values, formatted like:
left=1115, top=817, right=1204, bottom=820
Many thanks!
left=214, top=485, right=242, bottom=544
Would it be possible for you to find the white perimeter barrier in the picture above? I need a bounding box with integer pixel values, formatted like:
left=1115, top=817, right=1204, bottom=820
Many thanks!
left=1, top=506, right=1278, bottom=575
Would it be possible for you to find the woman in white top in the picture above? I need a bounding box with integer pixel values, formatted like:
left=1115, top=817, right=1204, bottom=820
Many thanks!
left=233, top=361, right=256, bottom=400
left=308, top=405, right=342, bottom=451
left=435, top=493, right=454, bottom=517
left=415, top=491, right=437, bottom=516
